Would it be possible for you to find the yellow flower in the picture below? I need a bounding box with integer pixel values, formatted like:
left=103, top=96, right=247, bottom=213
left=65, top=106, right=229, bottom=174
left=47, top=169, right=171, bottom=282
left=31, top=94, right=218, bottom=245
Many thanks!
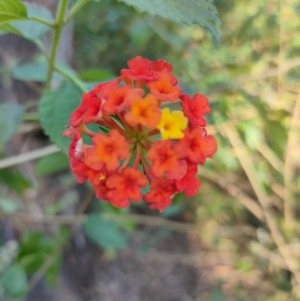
left=156, top=108, right=187, bottom=140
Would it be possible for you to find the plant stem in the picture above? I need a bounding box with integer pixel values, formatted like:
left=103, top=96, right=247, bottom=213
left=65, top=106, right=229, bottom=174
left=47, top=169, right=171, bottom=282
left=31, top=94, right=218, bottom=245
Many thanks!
left=55, top=64, right=88, bottom=92
left=44, top=0, right=69, bottom=91
left=65, top=0, right=90, bottom=25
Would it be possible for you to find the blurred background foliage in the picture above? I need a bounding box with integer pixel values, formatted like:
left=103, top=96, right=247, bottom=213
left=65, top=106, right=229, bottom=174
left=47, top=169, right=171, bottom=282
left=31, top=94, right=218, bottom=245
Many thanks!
left=0, top=0, right=300, bottom=300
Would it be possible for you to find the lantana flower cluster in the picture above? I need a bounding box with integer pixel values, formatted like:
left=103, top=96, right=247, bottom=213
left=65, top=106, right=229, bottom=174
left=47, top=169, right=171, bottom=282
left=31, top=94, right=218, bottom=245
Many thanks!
left=63, top=56, right=217, bottom=211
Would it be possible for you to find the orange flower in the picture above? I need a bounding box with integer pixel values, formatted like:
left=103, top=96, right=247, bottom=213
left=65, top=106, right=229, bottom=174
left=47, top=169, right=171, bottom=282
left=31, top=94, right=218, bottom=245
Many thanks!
left=147, top=140, right=187, bottom=179
left=106, top=168, right=148, bottom=207
left=125, top=89, right=161, bottom=128
left=102, top=84, right=131, bottom=114
left=146, top=70, right=181, bottom=102
left=85, top=129, right=129, bottom=171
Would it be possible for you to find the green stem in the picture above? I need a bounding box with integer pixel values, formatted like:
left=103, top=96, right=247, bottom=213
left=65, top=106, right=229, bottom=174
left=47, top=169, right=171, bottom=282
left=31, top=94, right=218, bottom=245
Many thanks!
left=30, top=17, right=55, bottom=28
left=55, top=64, right=88, bottom=92
left=64, top=0, right=90, bottom=25
left=44, top=0, right=69, bottom=91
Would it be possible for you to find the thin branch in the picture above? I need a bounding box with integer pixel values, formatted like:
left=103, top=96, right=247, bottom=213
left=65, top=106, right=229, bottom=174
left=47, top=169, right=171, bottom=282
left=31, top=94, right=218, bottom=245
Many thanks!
left=198, top=167, right=265, bottom=221
left=0, top=145, right=60, bottom=169
left=1, top=212, right=196, bottom=233
left=283, top=90, right=300, bottom=222
left=256, top=142, right=284, bottom=174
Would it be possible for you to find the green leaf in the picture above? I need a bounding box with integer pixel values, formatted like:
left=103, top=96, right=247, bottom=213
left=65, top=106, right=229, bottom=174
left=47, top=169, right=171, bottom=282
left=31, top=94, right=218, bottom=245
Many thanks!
left=118, top=0, right=220, bottom=44
left=0, top=102, right=24, bottom=146
left=8, top=2, right=53, bottom=40
left=13, top=61, right=48, bottom=82
left=0, top=22, right=23, bottom=35
left=0, top=0, right=27, bottom=24
left=0, top=168, right=32, bottom=194
left=83, top=215, right=128, bottom=250
left=0, top=198, right=20, bottom=213
left=39, top=81, right=82, bottom=153
left=1, top=263, right=28, bottom=298
left=35, top=152, right=69, bottom=176
left=79, top=68, right=115, bottom=82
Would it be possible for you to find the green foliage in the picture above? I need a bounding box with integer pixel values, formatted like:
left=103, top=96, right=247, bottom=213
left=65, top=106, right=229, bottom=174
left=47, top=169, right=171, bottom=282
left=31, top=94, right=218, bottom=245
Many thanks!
left=83, top=215, right=128, bottom=249
left=17, top=231, right=66, bottom=287
left=0, top=198, right=20, bottom=214
left=79, top=68, right=115, bottom=82
left=0, top=168, right=31, bottom=194
left=35, top=152, right=69, bottom=176
left=39, top=81, right=82, bottom=153
left=9, top=2, right=53, bottom=40
left=1, top=263, right=28, bottom=298
left=12, top=60, right=48, bottom=82
left=118, top=0, right=220, bottom=44
left=0, top=102, right=24, bottom=147
left=0, top=0, right=27, bottom=24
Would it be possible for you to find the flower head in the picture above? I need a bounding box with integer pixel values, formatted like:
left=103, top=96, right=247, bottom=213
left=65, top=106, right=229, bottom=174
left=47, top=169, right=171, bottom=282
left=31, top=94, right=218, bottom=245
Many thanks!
left=64, top=56, right=217, bottom=211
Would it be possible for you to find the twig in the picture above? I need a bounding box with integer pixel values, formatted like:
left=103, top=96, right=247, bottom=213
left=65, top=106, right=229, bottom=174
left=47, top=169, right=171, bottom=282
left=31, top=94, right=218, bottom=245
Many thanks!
left=237, top=57, right=300, bottom=84
left=283, top=90, right=300, bottom=223
left=198, top=167, right=265, bottom=221
left=256, top=142, right=284, bottom=174
left=1, top=212, right=196, bottom=233
left=0, top=145, right=60, bottom=169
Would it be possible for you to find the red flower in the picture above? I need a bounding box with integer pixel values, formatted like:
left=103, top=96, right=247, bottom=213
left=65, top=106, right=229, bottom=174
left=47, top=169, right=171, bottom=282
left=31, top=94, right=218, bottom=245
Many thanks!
left=147, top=140, right=187, bottom=179
left=85, top=129, right=129, bottom=171
left=179, top=128, right=217, bottom=164
left=70, top=90, right=103, bottom=127
left=146, top=70, right=181, bottom=102
left=120, top=56, right=173, bottom=81
left=176, top=164, right=200, bottom=197
left=144, top=179, right=177, bottom=211
left=106, top=168, right=148, bottom=208
left=180, top=93, right=211, bottom=128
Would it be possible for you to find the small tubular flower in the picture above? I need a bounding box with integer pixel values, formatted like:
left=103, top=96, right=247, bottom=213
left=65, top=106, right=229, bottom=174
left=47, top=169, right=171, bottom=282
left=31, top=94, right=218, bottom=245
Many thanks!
left=180, top=93, right=211, bottom=128
left=102, top=84, right=131, bottom=114
left=106, top=168, right=148, bottom=208
left=156, top=108, right=187, bottom=140
left=147, top=140, right=187, bottom=179
left=124, top=90, right=161, bottom=128
left=176, top=164, right=200, bottom=197
left=121, top=56, right=173, bottom=82
left=179, top=128, right=217, bottom=164
left=85, top=129, right=129, bottom=171
left=144, top=179, right=177, bottom=211
left=146, top=70, right=181, bottom=101
left=64, top=56, right=217, bottom=211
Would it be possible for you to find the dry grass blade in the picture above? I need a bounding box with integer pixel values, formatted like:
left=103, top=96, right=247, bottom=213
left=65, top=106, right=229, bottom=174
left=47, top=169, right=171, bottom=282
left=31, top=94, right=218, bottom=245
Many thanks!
left=198, top=167, right=264, bottom=221
left=221, top=122, right=300, bottom=287
left=283, top=90, right=300, bottom=223
left=0, top=145, right=60, bottom=169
